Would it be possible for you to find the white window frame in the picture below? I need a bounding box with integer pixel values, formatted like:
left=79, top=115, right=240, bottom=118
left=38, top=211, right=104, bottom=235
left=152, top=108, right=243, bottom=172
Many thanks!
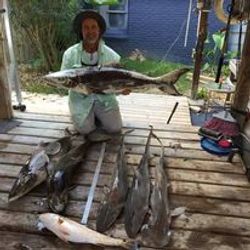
left=99, top=0, right=128, bottom=38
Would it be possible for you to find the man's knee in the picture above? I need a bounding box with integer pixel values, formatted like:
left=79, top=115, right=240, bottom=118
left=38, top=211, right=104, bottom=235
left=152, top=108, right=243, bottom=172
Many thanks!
left=72, top=117, right=96, bottom=135
left=100, top=108, right=122, bottom=134
left=104, top=121, right=122, bottom=134
left=76, top=124, right=96, bottom=135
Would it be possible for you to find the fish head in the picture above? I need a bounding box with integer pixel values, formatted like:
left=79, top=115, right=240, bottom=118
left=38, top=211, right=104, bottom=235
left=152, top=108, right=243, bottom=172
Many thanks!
left=38, top=213, right=62, bottom=233
left=38, top=213, right=72, bottom=243
left=8, top=151, right=50, bottom=202
left=43, top=69, right=82, bottom=89
left=47, top=170, right=68, bottom=214
left=44, top=69, right=77, bottom=81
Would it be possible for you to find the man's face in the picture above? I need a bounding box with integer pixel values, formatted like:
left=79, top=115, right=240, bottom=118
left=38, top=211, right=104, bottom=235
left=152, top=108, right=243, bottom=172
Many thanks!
left=82, top=18, right=100, bottom=45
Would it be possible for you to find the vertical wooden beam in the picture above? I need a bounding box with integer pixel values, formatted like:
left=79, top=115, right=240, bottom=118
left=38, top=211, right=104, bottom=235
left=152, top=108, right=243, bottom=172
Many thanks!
left=0, top=0, right=12, bottom=119
left=191, top=0, right=211, bottom=99
left=232, top=21, right=250, bottom=129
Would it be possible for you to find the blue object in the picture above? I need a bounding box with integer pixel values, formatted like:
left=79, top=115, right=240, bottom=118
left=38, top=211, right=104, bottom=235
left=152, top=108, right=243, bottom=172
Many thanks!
left=201, top=138, right=232, bottom=156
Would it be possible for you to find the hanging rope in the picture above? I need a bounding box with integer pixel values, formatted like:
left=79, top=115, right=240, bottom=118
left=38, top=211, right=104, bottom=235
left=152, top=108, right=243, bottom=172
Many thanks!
left=184, top=0, right=193, bottom=47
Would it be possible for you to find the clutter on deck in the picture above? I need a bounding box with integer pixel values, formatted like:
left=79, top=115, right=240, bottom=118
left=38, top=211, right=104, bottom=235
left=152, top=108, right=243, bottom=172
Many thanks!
left=0, top=94, right=250, bottom=249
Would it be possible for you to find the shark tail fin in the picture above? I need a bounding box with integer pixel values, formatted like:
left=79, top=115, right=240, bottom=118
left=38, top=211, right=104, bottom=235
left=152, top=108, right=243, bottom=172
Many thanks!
left=156, top=67, right=190, bottom=85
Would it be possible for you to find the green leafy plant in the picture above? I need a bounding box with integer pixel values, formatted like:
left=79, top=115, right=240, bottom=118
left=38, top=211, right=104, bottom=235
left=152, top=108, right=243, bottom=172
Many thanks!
left=196, top=87, right=208, bottom=100
left=202, top=31, right=237, bottom=76
left=10, top=0, right=78, bottom=72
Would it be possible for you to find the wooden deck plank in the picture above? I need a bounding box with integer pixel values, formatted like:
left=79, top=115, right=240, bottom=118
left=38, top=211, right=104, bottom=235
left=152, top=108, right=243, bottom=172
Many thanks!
left=0, top=230, right=99, bottom=250
left=17, top=93, right=191, bottom=125
left=5, top=126, right=202, bottom=140
left=2, top=229, right=250, bottom=250
left=2, top=190, right=250, bottom=220
left=0, top=144, right=241, bottom=166
left=1, top=165, right=248, bottom=189
left=1, top=209, right=250, bottom=242
left=0, top=153, right=244, bottom=174
left=14, top=115, right=197, bottom=131
left=3, top=177, right=250, bottom=205
left=1, top=93, right=250, bottom=249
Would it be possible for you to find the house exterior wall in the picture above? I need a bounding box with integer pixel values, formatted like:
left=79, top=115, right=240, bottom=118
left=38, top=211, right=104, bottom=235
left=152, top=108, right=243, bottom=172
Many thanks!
left=104, top=0, right=227, bottom=65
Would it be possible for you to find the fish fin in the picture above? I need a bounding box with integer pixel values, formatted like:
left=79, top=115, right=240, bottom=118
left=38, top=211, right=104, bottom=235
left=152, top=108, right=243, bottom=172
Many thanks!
left=157, top=67, right=190, bottom=85
left=158, top=85, right=181, bottom=96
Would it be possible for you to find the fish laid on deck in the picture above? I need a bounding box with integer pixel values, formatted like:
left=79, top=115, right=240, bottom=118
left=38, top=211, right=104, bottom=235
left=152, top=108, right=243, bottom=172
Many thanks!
left=8, top=137, right=72, bottom=202
left=47, top=140, right=91, bottom=213
left=38, top=213, right=137, bottom=249
left=124, top=126, right=152, bottom=238
left=44, top=66, right=190, bottom=95
left=140, top=133, right=171, bottom=248
left=96, top=130, right=132, bottom=232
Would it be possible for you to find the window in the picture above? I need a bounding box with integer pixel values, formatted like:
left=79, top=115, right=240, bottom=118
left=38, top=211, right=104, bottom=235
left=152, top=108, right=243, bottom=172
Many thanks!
left=99, top=0, right=128, bottom=38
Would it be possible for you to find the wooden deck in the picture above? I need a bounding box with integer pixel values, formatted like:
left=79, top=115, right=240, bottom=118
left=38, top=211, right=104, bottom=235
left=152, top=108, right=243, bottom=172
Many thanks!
left=1, top=93, right=250, bottom=249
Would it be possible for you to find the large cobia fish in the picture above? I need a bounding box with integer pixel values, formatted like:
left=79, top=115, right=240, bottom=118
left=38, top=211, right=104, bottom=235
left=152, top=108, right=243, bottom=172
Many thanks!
left=47, top=141, right=90, bottom=214
left=124, top=126, right=152, bottom=238
left=139, top=133, right=171, bottom=248
left=43, top=66, right=190, bottom=95
left=8, top=137, right=72, bottom=202
left=96, top=130, right=133, bottom=232
left=38, top=213, right=137, bottom=249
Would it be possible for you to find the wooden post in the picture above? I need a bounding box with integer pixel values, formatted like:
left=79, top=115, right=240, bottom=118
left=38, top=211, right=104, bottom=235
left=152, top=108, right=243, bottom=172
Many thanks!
left=232, top=21, right=250, bottom=129
left=0, top=1, right=12, bottom=119
left=191, top=0, right=211, bottom=99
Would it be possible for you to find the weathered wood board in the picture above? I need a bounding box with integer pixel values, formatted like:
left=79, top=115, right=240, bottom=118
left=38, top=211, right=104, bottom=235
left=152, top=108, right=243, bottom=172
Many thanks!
left=0, top=94, right=249, bottom=249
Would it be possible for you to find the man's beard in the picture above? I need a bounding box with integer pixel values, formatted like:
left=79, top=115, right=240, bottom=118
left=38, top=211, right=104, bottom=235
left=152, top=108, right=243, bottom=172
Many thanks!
left=84, top=35, right=99, bottom=45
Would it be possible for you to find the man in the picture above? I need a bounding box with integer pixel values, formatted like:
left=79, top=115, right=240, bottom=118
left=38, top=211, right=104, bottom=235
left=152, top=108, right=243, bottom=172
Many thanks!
left=61, top=10, right=127, bottom=135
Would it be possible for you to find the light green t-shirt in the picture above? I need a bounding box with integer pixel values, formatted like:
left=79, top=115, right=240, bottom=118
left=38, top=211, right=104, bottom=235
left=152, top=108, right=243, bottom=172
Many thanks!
left=61, top=40, right=121, bottom=128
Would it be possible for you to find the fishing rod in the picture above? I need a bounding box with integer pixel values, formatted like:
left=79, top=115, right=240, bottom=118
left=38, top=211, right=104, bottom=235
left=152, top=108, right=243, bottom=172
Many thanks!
left=215, top=0, right=235, bottom=89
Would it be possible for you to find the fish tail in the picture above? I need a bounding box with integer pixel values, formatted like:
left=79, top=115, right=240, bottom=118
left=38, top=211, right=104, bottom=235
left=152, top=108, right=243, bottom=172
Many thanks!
left=157, top=67, right=190, bottom=85
left=154, top=67, right=190, bottom=95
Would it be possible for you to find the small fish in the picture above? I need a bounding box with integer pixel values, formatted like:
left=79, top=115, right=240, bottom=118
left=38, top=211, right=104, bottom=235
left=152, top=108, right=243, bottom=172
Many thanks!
left=139, top=132, right=171, bottom=248
left=44, top=66, right=190, bottom=95
left=38, top=213, right=137, bottom=249
left=8, top=137, right=71, bottom=202
left=96, top=130, right=133, bottom=232
left=124, top=126, right=152, bottom=238
left=47, top=141, right=90, bottom=214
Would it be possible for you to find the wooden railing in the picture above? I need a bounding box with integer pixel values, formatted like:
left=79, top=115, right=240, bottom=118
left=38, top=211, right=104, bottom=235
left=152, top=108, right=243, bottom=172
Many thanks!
left=0, top=1, right=12, bottom=119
